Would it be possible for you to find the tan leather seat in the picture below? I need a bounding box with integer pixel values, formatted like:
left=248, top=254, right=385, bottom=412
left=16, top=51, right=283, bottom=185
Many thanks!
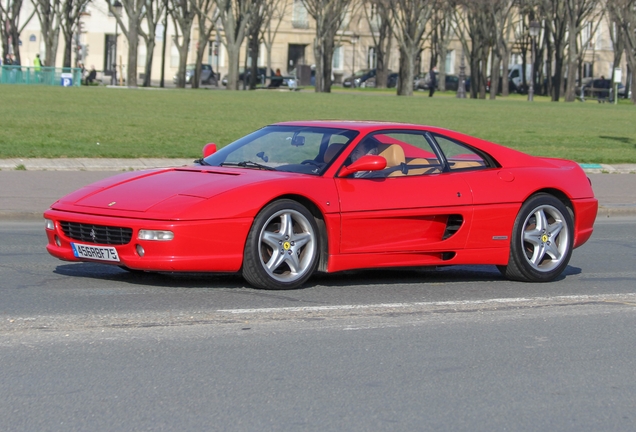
left=450, top=160, right=484, bottom=169
left=377, top=144, right=406, bottom=177
left=323, top=143, right=345, bottom=163
left=406, top=157, right=440, bottom=175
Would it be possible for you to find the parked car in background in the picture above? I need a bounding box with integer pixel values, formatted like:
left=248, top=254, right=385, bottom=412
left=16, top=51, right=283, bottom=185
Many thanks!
left=222, top=67, right=294, bottom=87
left=173, top=64, right=217, bottom=86
left=363, top=72, right=399, bottom=88
left=415, top=72, right=460, bottom=91
left=343, top=69, right=397, bottom=88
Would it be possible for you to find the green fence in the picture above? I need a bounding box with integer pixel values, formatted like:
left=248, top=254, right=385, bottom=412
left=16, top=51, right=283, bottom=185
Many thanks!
left=0, top=66, right=82, bottom=86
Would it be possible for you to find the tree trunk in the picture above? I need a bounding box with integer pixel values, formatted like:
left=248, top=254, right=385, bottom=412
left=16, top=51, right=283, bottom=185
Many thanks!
left=490, top=51, right=500, bottom=99
left=501, top=50, right=510, bottom=97
left=143, top=39, right=155, bottom=87
left=397, top=46, right=414, bottom=96
left=226, top=44, right=241, bottom=90
left=564, top=27, right=578, bottom=102
left=438, top=44, right=447, bottom=91
left=127, top=20, right=139, bottom=87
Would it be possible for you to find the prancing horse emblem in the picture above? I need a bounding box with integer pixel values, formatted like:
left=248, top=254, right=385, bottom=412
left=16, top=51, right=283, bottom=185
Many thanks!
left=90, top=229, right=97, bottom=242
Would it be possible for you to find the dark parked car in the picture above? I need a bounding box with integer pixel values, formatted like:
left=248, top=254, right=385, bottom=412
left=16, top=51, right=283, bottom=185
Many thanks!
left=343, top=69, right=397, bottom=88
left=222, top=67, right=294, bottom=87
left=363, top=72, right=399, bottom=88
left=173, top=64, right=217, bottom=85
left=415, top=72, right=459, bottom=91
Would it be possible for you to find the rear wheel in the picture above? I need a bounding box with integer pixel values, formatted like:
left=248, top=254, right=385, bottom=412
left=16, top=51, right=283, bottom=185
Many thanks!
left=499, top=194, right=573, bottom=282
left=242, top=200, right=320, bottom=290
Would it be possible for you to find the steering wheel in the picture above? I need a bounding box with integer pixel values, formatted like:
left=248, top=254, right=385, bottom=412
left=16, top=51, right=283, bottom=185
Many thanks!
left=301, top=159, right=323, bottom=168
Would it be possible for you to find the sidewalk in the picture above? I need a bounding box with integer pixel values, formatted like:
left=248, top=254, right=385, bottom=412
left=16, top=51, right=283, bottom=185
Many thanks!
left=1, top=159, right=635, bottom=220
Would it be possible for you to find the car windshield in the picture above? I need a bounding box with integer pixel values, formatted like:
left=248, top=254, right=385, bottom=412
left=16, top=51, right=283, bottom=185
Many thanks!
left=202, top=126, right=359, bottom=175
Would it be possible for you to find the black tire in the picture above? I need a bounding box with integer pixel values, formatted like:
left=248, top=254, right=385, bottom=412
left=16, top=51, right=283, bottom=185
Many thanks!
left=499, top=193, right=573, bottom=282
left=242, top=200, right=320, bottom=290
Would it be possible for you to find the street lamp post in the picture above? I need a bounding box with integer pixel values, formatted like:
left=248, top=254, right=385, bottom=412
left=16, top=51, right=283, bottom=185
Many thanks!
left=351, top=34, right=359, bottom=77
left=528, top=20, right=540, bottom=102
left=112, top=1, right=122, bottom=85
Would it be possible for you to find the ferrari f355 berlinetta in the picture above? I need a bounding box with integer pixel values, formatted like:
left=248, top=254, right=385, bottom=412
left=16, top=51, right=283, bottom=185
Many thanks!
left=45, top=121, right=597, bottom=289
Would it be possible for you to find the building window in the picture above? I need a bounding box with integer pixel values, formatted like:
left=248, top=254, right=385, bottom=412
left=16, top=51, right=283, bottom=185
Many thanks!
left=332, top=46, right=343, bottom=71
left=171, top=42, right=179, bottom=67
left=367, top=47, right=376, bottom=69
left=445, top=50, right=454, bottom=74
left=292, top=0, right=309, bottom=29
left=138, top=44, right=146, bottom=66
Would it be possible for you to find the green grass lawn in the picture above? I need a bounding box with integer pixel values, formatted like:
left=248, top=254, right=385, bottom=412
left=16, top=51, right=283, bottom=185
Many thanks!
left=1, top=85, right=634, bottom=163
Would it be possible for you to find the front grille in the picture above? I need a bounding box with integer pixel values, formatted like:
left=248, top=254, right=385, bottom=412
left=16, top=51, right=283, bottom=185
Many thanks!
left=60, top=221, right=133, bottom=245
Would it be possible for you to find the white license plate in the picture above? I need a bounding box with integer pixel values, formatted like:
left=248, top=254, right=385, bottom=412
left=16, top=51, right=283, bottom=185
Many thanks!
left=71, top=242, right=120, bottom=262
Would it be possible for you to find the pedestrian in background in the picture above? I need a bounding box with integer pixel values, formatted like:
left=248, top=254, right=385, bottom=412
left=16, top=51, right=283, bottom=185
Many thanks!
left=429, top=66, right=437, bottom=97
left=34, top=54, right=43, bottom=82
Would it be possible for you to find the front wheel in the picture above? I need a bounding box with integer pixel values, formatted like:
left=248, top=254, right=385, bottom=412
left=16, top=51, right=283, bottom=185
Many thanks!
left=242, top=200, right=320, bottom=290
left=499, top=194, right=573, bottom=282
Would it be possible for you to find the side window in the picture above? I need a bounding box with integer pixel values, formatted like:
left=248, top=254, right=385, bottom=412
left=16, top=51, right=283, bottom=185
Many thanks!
left=433, top=135, right=489, bottom=171
left=373, top=132, right=442, bottom=176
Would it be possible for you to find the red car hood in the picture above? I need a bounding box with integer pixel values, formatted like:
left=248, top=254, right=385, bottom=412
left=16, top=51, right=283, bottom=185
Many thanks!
left=58, top=167, right=257, bottom=212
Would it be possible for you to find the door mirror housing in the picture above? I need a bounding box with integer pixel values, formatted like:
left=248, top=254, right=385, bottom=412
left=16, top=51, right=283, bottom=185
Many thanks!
left=203, top=143, right=217, bottom=158
left=338, top=155, right=387, bottom=178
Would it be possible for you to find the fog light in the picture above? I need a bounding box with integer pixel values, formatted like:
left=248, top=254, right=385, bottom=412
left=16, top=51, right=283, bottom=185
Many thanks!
left=136, top=244, right=145, bottom=257
left=55, top=236, right=61, bottom=247
left=138, top=230, right=174, bottom=241
left=45, top=219, right=55, bottom=230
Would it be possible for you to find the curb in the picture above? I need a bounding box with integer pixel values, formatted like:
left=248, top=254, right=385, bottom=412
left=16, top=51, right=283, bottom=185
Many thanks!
left=1, top=159, right=635, bottom=173
left=0, top=158, right=194, bottom=171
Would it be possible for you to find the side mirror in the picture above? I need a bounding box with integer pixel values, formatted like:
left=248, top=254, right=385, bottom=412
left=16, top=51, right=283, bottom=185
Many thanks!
left=338, top=155, right=387, bottom=178
left=203, top=143, right=217, bottom=158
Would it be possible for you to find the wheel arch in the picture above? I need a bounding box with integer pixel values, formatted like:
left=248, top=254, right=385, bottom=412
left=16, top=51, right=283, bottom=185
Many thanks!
left=528, top=188, right=574, bottom=219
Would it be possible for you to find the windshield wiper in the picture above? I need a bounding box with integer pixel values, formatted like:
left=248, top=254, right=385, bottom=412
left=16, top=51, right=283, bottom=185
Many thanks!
left=193, top=158, right=211, bottom=166
left=221, top=161, right=276, bottom=171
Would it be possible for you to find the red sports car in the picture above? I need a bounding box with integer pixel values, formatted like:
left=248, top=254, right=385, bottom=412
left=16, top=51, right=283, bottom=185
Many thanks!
left=44, top=121, right=597, bottom=290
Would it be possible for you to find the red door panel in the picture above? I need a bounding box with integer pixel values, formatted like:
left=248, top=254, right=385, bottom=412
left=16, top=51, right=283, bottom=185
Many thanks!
left=336, top=174, right=473, bottom=254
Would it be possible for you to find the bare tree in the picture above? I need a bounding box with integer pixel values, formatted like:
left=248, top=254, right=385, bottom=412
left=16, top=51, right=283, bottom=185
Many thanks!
left=606, top=0, right=625, bottom=83
left=606, top=0, right=636, bottom=104
left=59, top=0, right=90, bottom=68
left=539, top=0, right=568, bottom=101
left=106, top=0, right=146, bottom=87
left=563, top=0, right=602, bottom=102
left=215, top=0, right=255, bottom=90
left=170, top=0, right=196, bottom=88
left=1, top=0, right=36, bottom=64
left=31, top=0, right=62, bottom=66
left=453, top=0, right=494, bottom=99
left=488, top=0, right=515, bottom=98
left=302, top=0, right=353, bottom=92
left=139, top=0, right=166, bottom=86
left=191, top=0, right=219, bottom=88
left=362, top=0, right=392, bottom=89
left=245, top=0, right=266, bottom=89
left=261, top=0, right=288, bottom=86
left=390, top=0, right=434, bottom=96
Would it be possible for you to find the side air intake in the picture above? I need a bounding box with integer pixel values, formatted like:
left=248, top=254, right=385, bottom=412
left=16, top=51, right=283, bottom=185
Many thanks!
left=442, top=215, right=464, bottom=240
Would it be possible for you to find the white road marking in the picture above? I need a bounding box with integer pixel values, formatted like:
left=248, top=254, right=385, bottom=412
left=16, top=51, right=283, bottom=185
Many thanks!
left=217, top=293, right=636, bottom=314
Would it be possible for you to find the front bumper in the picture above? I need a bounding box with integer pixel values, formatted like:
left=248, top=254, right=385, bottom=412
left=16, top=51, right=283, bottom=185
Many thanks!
left=44, top=209, right=252, bottom=272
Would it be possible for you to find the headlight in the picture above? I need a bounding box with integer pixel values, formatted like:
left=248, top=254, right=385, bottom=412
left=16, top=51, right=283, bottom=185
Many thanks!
left=45, top=219, right=55, bottom=230
left=138, top=230, right=174, bottom=241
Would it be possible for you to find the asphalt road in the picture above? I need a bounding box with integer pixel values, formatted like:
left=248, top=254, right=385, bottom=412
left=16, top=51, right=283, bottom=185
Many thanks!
left=1, top=218, right=636, bottom=431
left=1, top=171, right=636, bottom=220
